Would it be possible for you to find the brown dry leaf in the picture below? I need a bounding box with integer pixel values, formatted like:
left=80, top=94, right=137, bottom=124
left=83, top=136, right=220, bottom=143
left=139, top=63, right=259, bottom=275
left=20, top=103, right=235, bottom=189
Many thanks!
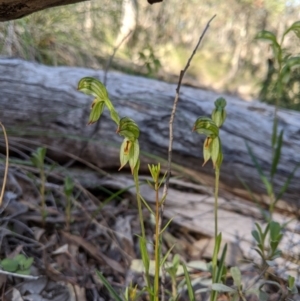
left=67, top=283, right=87, bottom=301
left=32, top=227, right=45, bottom=241
left=52, top=244, right=69, bottom=255
left=61, top=231, right=124, bottom=273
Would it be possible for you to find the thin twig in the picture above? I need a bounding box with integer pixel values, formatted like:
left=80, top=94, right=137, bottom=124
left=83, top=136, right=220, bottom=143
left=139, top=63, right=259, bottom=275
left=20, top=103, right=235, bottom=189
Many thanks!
left=0, top=269, right=40, bottom=280
left=245, top=263, right=269, bottom=291
left=0, top=122, right=9, bottom=206
left=159, top=15, right=216, bottom=301
left=103, top=30, right=133, bottom=85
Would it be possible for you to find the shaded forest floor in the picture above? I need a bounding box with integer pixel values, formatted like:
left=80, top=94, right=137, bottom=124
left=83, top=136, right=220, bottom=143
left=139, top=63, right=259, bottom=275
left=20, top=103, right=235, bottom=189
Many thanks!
left=1, top=153, right=300, bottom=301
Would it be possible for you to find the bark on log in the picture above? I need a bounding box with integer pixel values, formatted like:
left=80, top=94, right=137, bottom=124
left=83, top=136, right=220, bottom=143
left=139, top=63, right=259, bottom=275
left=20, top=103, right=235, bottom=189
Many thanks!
left=0, top=0, right=88, bottom=21
left=0, top=0, right=160, bottom=22
left=0, top=58, right=300, bottom=211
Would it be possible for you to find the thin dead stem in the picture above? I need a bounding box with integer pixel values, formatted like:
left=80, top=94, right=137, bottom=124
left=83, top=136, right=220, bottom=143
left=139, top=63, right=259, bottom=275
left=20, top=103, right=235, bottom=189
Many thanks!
left=159, top=15, right=216, bottom=301
left=103, top=30, right=133, bottom=85
left=0, top=122, right=9, bottom=206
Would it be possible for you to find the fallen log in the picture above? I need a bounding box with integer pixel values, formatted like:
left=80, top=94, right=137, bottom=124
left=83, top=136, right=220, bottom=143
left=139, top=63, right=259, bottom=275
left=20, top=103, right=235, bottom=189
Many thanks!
left=0, top=58, right=300, bottom=211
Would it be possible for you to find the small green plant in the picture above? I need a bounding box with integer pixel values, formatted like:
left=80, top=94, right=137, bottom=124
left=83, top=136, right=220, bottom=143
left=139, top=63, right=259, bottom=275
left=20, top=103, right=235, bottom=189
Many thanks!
left=30, top=147, right=47, bottom=224
left=0, top=254, right=34, bottom=275
left=252, top=220, right=283, bottom=264
left=257, top=21, right=300, bottom=110
left=244, top=120, right=299, bottom=220
left=212, top=267, right=250, bottom=301
left=241, top=21, right=300, bottom=222
left=124, top=282, right=141, bottom=301
left=213, top=268, right=298, bottom=301
left=138, top=45, right=162, bottom=76
left=286, top=275, right=299, bottom=296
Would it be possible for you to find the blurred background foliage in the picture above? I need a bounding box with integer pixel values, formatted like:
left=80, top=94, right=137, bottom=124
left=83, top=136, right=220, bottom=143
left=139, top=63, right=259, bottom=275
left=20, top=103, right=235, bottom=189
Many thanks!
left=0, top=0, right=300, bottom=109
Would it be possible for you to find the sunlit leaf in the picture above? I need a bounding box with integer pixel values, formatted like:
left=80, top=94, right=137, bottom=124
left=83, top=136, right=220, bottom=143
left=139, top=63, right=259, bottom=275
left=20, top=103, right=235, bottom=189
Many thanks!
left=270, top=129, right=283, bottom=178
left=283, top=20, right=300, bottom=39
left=182, top=263, right=196, bottom=301
left=0, top=258, right=19, bottom=272
left=256, top=30, right=281, bottom=59
left=231, top=267, right=242, bottom=287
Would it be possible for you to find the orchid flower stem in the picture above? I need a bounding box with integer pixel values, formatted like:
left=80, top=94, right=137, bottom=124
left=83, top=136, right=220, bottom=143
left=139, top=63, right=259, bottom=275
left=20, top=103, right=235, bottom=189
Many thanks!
left=210, top=167, right=220, bottom=301
left=133, top=167, right=151, bottom=290
left=154, top=182, right=160, bottom=301
left=214, top=167, right=220, bottom=239
left=133, top=169, right=145, bottom=239
left=40, top=165, right=46, bottom=226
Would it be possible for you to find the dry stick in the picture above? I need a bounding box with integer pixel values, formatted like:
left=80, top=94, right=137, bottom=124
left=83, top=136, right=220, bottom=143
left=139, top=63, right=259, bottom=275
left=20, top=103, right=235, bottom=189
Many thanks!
left=0, top=122, right=9, bottom=206
left=159, top=15, right=216, bottom=301
left=103, top=30, right=133, bottom=85
left=0, top=269, right=40, bottom=280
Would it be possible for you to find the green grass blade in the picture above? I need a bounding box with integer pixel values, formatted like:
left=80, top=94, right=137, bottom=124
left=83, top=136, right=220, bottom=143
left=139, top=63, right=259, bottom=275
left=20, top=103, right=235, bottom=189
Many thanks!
left=161, top=245, right=175, bottom=267
left=246, top=142, right=265, bottom=177
left=270, top=129, right=283, bottom=178
left=94, top=184, right=135, bottom=215
left=246, top=142, right=273, bottom=196
left=237, top=175, right=260, bottom=204
left=276, top=161, right=300, bottom=201
left=140, top=194, right=155, bottom=215
left=182, top=262, right=196, bottom=301
left=96, top=270, right=123, bottom=301
left=215, top=243, right=227, bottom=283
left=271, top=118, right=278, bottom=149
left=160, top=217, right=174, bottom=235
left=139, top=236, right=150, bottom=273
left=212, top=233, right=222, bottom=267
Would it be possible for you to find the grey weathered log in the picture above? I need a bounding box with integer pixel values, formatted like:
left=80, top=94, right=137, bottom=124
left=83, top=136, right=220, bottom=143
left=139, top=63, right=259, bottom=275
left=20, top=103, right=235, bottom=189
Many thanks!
left=0, top=58, right=299, bottom=211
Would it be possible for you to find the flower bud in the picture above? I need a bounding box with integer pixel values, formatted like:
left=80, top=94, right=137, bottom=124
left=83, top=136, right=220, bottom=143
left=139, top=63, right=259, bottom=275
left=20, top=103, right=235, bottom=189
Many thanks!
left=193, top=117, right=219, bottom=138
left=77, top=77, right=109, bottom=101
left=117, top=117, right=140, bottom=141
left=212, top=97, right=227, bottom=127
